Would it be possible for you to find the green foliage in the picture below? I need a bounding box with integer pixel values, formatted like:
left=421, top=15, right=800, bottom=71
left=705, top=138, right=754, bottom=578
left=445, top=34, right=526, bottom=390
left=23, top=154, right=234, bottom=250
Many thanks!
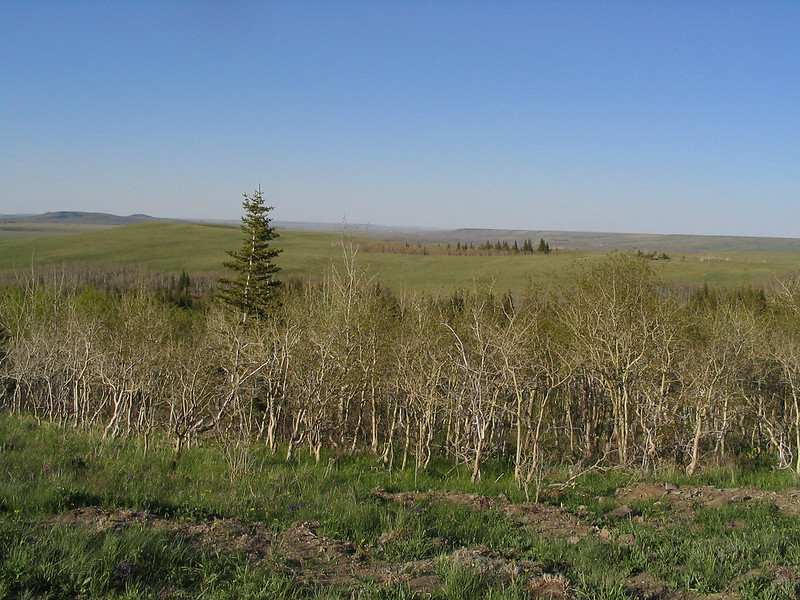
left=217, top=188, right=281, bottom=322
left=158, top=270, right=193, bottom=308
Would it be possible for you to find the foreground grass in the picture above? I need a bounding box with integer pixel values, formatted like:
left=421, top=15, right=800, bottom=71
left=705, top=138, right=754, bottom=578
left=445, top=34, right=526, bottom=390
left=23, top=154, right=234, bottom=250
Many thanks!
left=1, top=415, right=800, bottom=599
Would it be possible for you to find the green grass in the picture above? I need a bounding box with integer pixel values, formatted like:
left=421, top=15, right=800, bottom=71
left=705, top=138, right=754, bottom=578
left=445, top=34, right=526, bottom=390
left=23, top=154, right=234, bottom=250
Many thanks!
left=0, top=222, right=242, bottom=274
left=0, top=222, right=356, bottom=283
left=0, top=522, right=209, bottom=599
left=3, top=222, right=800, bottom=294
left=2, top=415, right=800, bottom=599
left=0, top=222, right=116, bottom=239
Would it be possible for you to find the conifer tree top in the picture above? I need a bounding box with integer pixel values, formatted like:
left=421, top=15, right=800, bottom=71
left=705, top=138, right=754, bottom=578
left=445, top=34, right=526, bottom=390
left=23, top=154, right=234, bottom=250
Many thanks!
left=218, top=187, right=281, bottom=323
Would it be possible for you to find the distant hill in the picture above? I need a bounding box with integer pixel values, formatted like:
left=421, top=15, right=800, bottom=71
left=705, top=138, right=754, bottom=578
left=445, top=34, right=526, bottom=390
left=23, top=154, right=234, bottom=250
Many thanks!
left=0, top=211, right=163, bottom=226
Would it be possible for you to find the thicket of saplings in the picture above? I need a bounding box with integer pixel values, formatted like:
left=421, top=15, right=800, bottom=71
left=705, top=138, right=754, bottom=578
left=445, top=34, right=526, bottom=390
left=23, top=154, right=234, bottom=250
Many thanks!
left=2, top=251, right=800, bottom=499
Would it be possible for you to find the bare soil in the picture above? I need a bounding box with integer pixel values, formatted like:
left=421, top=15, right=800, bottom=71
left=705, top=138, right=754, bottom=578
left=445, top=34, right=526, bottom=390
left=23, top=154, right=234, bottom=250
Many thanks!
left=615, top=482, right=800, bottom=517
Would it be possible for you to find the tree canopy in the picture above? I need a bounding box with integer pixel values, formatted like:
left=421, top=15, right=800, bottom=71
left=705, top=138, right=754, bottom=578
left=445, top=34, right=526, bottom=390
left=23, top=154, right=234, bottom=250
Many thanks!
left=218, top=187, right=281, bottom=322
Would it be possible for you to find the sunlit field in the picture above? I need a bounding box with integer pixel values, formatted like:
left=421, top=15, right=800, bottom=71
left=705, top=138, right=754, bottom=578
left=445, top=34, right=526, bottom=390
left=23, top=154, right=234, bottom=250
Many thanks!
left=2, top=221, right=800, bottom=293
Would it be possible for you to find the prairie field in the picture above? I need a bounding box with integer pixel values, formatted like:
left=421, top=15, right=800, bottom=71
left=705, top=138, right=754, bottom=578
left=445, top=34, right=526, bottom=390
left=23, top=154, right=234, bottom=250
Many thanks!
left=1, top=221, right=800, bottom=293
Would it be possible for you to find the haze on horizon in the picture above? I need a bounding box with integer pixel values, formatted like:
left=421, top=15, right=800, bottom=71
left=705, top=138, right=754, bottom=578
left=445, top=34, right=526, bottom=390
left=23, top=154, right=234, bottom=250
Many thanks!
left=2, top=1, right=799, bottom=238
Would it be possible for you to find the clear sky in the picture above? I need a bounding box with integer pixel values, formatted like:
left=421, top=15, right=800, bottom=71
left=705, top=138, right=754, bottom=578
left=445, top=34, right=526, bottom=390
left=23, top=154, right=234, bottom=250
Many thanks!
left=2, top=1, right=799, bottom=237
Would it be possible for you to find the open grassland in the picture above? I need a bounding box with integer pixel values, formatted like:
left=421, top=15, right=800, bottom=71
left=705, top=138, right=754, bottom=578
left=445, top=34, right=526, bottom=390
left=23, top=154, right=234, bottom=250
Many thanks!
left=1, top=222, right=800, bottom=292
left=0, top=222, right=347, bottom=280
left=0, top=222, right=115, bottom=239
left=2, top=416, right=800, bottom=600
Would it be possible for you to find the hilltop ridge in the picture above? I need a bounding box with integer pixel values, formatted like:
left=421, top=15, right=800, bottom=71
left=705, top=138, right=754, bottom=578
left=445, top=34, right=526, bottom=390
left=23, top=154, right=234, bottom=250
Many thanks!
left=0, top=211, right=163, bottom=226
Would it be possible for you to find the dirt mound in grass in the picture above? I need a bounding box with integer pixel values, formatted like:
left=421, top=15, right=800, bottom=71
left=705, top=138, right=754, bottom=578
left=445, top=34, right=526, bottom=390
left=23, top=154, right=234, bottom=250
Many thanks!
left=49, top=507, right=578, bottom=596
left=449, top=547, right=572, bottom=598
left=372, top=488, right=594, bottom=541
left=624, top=572, right=743, bottom=600
left=396, top=547, right=571, bottom=598
left=615, top=482, right=800, bottom=517
left=281, top=520, right=357, bottom=562
left=54, top=507, right=276, bottom=562
left=279, top=520, right=367, bottom=587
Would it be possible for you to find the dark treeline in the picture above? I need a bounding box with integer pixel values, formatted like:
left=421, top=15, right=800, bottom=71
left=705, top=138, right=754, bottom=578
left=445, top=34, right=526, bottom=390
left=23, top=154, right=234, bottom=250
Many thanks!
left=0, top=262, right=219, bottom=307
left=2, top=252, right=800, bottom=497
left=356, top=238, right=553, bottom=256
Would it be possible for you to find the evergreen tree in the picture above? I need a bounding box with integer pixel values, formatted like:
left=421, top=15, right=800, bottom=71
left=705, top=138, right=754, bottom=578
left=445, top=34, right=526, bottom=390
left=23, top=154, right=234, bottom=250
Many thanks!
left=537, top=238, right=551, bottom=254
left=218, top=187, right=282, bottom=323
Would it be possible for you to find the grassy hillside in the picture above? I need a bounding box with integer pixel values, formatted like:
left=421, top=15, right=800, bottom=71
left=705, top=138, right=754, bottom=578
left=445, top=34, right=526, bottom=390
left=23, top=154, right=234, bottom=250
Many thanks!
left=1, top=221, right=800, bottom=292
left=0, top=222, right=116, bottom=240
left=0, top=222, right=352, bottom=281
left=0, top=222, right=237, bottom=273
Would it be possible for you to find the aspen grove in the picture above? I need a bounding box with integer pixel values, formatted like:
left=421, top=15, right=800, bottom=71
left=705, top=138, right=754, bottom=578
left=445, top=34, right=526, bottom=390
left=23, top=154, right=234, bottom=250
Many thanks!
left=3, top=251, right=800, bottom=497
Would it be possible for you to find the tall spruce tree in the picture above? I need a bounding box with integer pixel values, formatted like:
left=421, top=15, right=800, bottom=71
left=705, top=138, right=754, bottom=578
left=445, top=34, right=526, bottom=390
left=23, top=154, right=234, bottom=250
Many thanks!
left=218, top=187, right=281, bottom=323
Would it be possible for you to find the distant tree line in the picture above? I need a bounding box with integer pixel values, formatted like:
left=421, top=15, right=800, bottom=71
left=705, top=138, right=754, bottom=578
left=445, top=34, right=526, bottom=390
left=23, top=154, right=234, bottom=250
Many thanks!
left=3, top=251, right=800, bottom=498
left=358, top=238, right=553, bottom=257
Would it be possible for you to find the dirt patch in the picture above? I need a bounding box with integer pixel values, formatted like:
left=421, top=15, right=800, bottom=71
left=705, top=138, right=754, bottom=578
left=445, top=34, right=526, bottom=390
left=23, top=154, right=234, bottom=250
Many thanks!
left=281, top=520, right=356, bottom=563
left=373, top=488, right=594, bottom=541
left=625, top=572, right=669, bottom=599
left=54, top=507, right=275, bottom=562
left=616, top=483, right=675, bottom=503
left=441, top=546, right=572, bottom=599
left=772, top=565, right=800, bottom=583
left=615, top=483, right=800, bottom=518
left=449, top=546, right=541, bottom=578
left=278, top=520, right=371, bottom=587
left=624, top=572, right=746, bottom=600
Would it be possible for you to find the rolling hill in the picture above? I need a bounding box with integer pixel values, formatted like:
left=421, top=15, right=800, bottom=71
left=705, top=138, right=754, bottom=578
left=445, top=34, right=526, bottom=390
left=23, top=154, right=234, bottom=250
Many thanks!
left=0, top=211, right=163, bottom=226
left=2, top=219, right=800, bottom=293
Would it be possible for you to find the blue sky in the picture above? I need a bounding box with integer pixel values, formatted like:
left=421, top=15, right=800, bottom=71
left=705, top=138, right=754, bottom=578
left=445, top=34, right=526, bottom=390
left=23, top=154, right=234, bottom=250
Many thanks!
left=2, top=1, right=799, bottom=236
